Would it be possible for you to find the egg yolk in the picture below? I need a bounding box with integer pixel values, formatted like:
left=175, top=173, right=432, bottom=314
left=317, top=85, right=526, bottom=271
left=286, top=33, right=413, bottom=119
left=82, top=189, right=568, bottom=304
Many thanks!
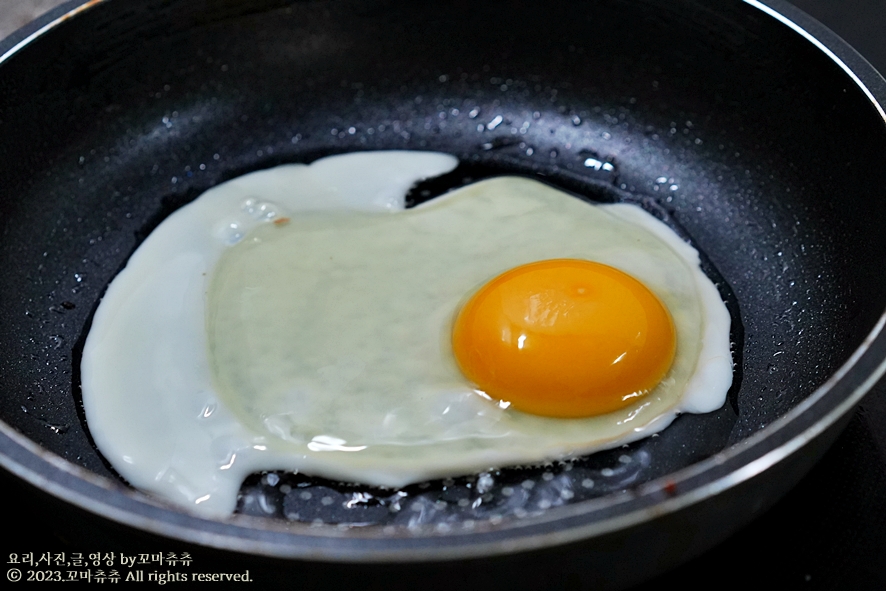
left=451, top=259, right=676, bottom=418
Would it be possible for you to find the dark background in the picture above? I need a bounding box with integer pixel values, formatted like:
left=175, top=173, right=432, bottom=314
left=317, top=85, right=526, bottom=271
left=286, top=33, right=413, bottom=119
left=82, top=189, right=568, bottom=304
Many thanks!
left=1, top=1, right=884, bottom=589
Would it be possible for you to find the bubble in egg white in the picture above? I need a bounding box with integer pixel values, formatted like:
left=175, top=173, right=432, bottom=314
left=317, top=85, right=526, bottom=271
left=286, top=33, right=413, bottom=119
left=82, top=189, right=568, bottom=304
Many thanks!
left=81, top=151, right=732, bottom=517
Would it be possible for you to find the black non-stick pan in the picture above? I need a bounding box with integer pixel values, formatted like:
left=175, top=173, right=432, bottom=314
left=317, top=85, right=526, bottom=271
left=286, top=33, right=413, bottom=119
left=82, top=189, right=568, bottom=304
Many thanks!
left=2, top=0, right=886, bottom=589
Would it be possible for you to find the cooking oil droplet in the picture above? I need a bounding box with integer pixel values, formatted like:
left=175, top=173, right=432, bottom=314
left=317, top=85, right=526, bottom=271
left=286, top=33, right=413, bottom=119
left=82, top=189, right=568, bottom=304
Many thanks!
left=486, top=115, right=503, bottom=130
left=583, top=157, right=615, bottom=172
left=480, top=137, right=521, bottom=151
left=46, top=422, right=70, bottom=435
left=578, top=150, right=617, bottom=178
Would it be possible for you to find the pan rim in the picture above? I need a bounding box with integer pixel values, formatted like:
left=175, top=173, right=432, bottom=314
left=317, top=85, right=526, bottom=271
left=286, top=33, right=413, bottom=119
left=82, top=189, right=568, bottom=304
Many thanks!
left=1, top=0, right=886, bottom=562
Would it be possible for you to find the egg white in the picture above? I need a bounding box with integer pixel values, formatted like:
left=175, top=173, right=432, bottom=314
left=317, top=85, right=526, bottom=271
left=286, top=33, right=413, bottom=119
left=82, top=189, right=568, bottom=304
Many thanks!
left=81, top=151, right=732, bottom=517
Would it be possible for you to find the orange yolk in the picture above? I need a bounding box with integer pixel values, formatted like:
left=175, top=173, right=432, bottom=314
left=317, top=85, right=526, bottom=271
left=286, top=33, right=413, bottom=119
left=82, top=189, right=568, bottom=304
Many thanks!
left=451, top=259, right=676, bottom=418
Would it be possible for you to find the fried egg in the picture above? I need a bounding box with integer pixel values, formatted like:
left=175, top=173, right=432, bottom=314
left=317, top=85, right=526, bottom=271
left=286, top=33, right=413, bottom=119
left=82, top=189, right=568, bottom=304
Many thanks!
left=81, top=151, right=732, bottom=517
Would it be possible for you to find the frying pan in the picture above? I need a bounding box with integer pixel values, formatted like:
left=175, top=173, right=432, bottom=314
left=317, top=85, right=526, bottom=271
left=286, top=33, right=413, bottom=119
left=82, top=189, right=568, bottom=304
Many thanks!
left=2, top=0, right=886, bottom=588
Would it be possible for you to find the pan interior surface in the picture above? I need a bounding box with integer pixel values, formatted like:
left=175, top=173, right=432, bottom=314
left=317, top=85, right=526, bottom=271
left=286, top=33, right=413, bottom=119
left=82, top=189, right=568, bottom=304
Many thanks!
left=1, top=0, right=886, bottom=557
